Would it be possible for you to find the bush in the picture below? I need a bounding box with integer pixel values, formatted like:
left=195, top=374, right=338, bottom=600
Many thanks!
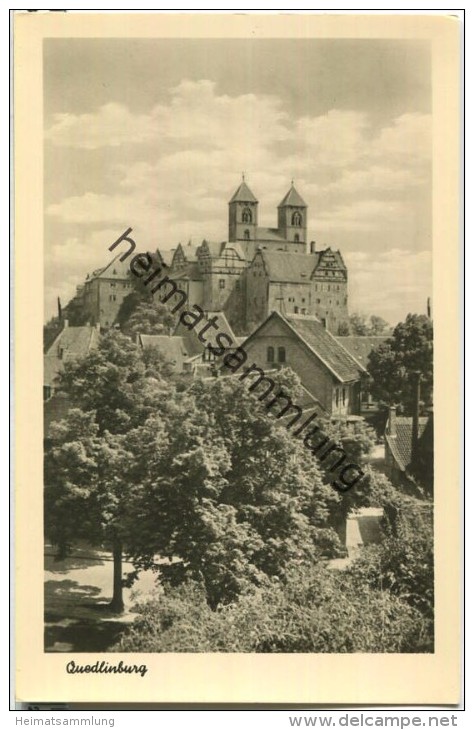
left=114, top=561, right=432, bottom=654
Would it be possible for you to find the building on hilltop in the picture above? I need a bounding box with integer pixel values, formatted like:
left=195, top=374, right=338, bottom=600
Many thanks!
left=81, top=254, right=133, bottom=327
left=228, top=178, right=308, bottom=257
left=68, top=178, right=350, bottom=336
left=244, top=247, right=349, bottom=333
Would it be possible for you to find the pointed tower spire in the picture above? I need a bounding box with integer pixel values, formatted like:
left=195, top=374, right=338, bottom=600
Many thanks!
left=228, top=177, right=258, bottom=242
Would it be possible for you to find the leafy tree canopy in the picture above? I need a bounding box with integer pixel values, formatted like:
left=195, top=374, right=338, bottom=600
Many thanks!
left=366, top=313, right=433, bottom=410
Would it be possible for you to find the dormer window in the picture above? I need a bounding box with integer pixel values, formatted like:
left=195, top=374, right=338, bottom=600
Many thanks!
left=292, top=211, right=302, bottom=226
left=242, top=207, right=252, bottom=224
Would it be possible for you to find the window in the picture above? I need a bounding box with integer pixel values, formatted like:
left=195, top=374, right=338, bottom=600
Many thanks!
left=335, top=389, right=339, bottom=406
left=219, top=279, right=226, bottom=289
left=302, top=297, right=306, bottom=303
left=291, top=211, right=302, bottom=226
left=244, top=229, right=250, bottom=240
left=294, top=234, right=300, bottom=242
left=111, top=282, right=116, bottom=288
left=236, top=280, right=240, bottom=290
left=242, top=207, right=252, bottom=223
left=278, top=347, right=286, bottom=363
left=267, top=346, right=275, bottom=363
left=316, top=298, right=321, bottom=304
left=294, top=306, right=299, bottom=313
left=342, top=388, right=346, bottom=406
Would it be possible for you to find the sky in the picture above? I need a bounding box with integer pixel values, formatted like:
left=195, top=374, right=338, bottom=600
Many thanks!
left=44, top=38, right=432, bottom=325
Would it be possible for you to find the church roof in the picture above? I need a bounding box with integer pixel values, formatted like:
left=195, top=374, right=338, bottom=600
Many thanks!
left=255, top=227, right=288, bottom=243
left=278, top=184, right=307, bottom=208
left=229, top=180, right=258, bottom=204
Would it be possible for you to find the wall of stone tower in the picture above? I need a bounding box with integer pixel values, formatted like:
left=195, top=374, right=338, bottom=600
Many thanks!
left=277, top=206, right=307, bottom=243
left=229, top=201, right=258, bottom=242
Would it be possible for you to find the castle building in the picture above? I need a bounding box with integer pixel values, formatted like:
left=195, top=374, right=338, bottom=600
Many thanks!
left=82, top=254, right=133, bottom=327
left=72, top=179, right=349, bottom=335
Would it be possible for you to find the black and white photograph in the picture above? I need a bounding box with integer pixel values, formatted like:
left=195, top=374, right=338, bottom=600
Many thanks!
left=13, top=11, right=461, bottom=706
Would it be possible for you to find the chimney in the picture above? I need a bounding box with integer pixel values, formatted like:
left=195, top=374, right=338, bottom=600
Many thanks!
left=387, top=406, right=397, bottom=436
left=411, top=371, right=421, bottom=463
left=427, top=297, right=431, bottom=319
left=310, top=241, right=316, bottom=254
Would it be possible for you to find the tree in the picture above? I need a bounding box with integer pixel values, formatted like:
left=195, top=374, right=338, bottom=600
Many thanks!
left=122, top=300, right=176, bottom=337
left=337, top=321, right=350, bottom=336
left=349, top=312, right=369, bottom=335
left=44, top=330, right=170, bottom=612
left=367, top=313, right=433, bottom=410
left=369, top=314, right=389, bottom=335
left=124, top=374, right=341, bottom=608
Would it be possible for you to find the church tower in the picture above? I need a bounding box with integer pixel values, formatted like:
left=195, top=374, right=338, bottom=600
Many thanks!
left=277, top=183, right=307, bottom=245
left=228, top=177, right=258, bottom=242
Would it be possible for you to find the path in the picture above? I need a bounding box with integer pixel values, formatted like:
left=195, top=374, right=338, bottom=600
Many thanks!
left=44, top=545, right=159, bottom=652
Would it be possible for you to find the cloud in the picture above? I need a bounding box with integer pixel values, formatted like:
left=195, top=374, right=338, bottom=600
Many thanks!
left=44, top=81, right=432, bottom=323
left=345, top=248, right=432, bottom=323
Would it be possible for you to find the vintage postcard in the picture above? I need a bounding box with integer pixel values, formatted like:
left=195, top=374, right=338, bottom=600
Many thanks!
left=14, top=12, right=461, bottom=705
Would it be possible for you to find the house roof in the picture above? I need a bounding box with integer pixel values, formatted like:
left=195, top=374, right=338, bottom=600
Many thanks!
left=278, top=184, right=307, bottom=208
left=90, top=254, right=131, bottom=281
left=199, top=240, right=227, bottom=257
left=385, top=417, right=429, bottom=472
left=138, top=334, right=188, bottom=371
left=174, top=310, right=236, bottom=358
left=284, top=314, right=365, bottom=382
left=171, top=262, right=203, bottom=282
left=229, top=180, right=258, bottom=204
left=258, top=251, right=317, bottom=282
left=335, top=336, right=388, bottom=369
left=158, top=249, right=175, bottom=267
left=44, top=325, right=100, bottom=387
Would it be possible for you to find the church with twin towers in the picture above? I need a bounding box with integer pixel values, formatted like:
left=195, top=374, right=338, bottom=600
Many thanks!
left=81, top=177, right=350, bottom=335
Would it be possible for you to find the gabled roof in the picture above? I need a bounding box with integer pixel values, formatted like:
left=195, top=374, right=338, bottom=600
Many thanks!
left=198, top=240, right=227, bottom=258
left=285, top=314, right=365, bottom=382
left=90, top=254, right=131, bottom=281
left=278, top=184, right=307, bottom=208
left=159, top=249, right=175, bottom=267
left=171, top=262, right=203, bottom=282
left=255, top=227, right=288, bottom=243
left=257, top=251, right=317, bottom=282
left=335, top=336, right=388, bottom=369
left=241, top=311, right=364, bottom=384
left=174, top=311, right=236, bottom=358
left=137, top=334, right=188, bottom=372
left=385, top=417, right=429, bottom=472
left=44, top=325, right=100, bottom=387
left=229, top=180, right=258, bottom=204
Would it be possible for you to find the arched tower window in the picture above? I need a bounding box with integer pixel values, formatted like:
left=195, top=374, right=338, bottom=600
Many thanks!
left=267, top=346, right=275, bottom=363
left=291, top=211, right=302, bottom=226
left=242, top=207, right=253, bottom=223
left=244, top=229, right=250, bottom=240
left=294, top=234, right=300, bottom=242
